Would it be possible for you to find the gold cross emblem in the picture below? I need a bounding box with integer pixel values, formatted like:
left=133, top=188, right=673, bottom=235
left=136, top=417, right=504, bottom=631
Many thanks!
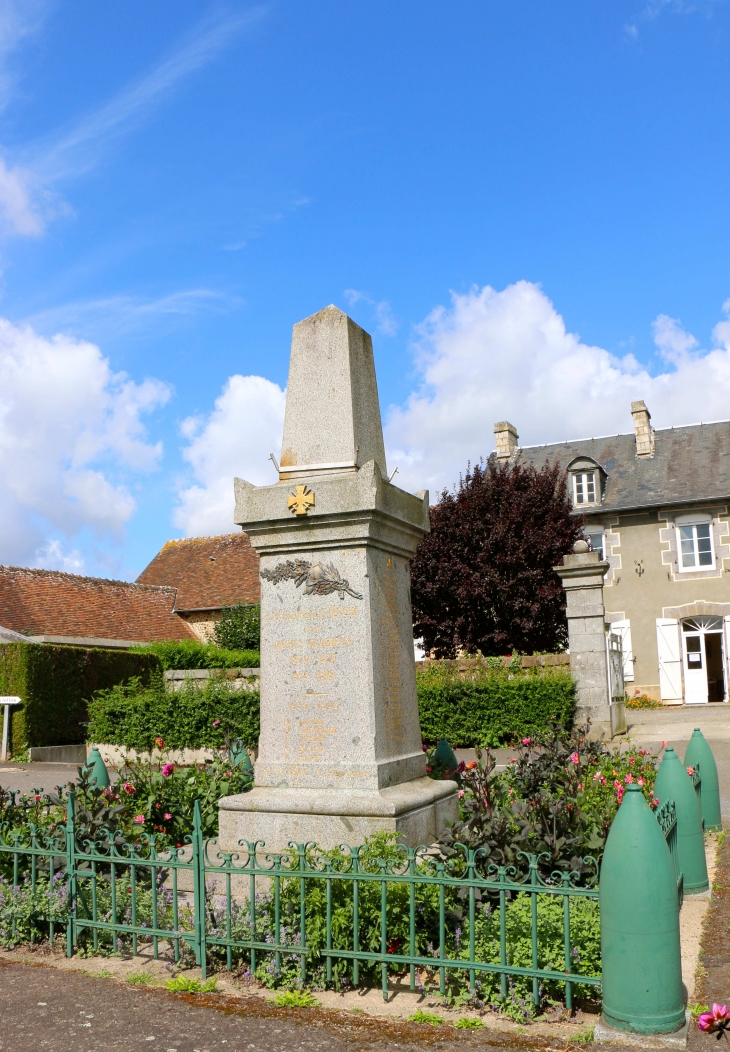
left=287, top=485, right=315, bottom=516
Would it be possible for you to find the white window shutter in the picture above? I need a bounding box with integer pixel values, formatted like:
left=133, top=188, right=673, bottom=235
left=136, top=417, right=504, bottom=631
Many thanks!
left=612, top=619, right=634, bottom=682
left=656, top=618, right=683, bottom=702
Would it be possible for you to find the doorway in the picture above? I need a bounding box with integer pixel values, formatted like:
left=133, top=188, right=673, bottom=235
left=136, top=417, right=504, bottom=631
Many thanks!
left=681, top=616, right=726, bottom=705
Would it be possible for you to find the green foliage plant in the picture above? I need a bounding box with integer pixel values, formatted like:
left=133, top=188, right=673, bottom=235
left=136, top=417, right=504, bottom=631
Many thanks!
left=408, top=1010, right=445, bottom=1025
left=213, top=604, right=261, bottom=651
left=166, top=975, right=218, bottom=993
left=274, top=989, right=319, bottom=1007
left=127, top=971, right=154, bottom=984
left=0, top=642, right=160, bottom=754
left=418, top=661, right=575, bottom=749
left=453, top=1017, right=484, bottom=1029
left=130, top=638, right=259, bottom=670
left=87, top=675, right=260, bottom=753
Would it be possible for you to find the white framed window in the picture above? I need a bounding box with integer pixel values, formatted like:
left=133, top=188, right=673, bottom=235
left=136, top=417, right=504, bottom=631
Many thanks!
left=573, top=471, right=597, bottom=506
left=676, top=514, right=715, bottom=572
left=584, top=528, right=604, bottom=559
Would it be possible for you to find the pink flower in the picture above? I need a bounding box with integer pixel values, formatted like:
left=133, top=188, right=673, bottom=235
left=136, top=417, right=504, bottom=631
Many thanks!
left=161, top=762, right=175, bottom=777
left=422, top=744, right=428, bottom=752
left=697, top=1003, right=730, bottom=1036
left=661, top=740, right=668, bottom=748
left=593, top=771, right=602, bottom=781
left=226, top=771, right=232, bottom=777
left=155, top=737, right=165, bottom=749
left=624, top=774, right=634, bottom=785
left=164, top=813, right=172, bottom=820
left=652, top=797, right=660, bottom=807
left=426, top=765, right=432, bottom=772
left=522, top=738, right=531, bottom=746
left=628, top=756, right=636, bottom=765
left=212, top=719, right=221, bottom=727
left=570, top=752, right=580, bottom=764
left=122, top=782, right=135, bottom=795
left=613, top=780, right=622, bottom=789
left=637, top=777, right=645, bottom=786
left=133, top=815, right=145, bottom=824
left=687, top=766, right=695, bottom=775
left=457, top=789, right=465, bottom=799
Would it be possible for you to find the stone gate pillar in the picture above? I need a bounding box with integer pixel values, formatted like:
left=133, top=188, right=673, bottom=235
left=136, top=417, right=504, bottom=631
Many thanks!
left=554, top=540, right=613, bottom=738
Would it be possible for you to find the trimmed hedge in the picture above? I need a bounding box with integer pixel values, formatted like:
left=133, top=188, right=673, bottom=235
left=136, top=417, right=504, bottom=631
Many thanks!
left=416, top=662, right=575, bottom=748
left=130, top=639, right=260, bottom=670
left=87, top=677, right=260, bottom=752
left=0, top=643, right=161, bottom=754
left=86, top=660, right=572, bottom=754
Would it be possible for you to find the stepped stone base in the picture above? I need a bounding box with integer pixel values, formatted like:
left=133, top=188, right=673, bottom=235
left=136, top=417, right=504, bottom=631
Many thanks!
left=218, top=777, right=459, bottom=855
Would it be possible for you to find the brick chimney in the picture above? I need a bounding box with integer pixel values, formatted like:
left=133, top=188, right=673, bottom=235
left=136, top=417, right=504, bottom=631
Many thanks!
left=631, top=400, right=654, bottom=458
left=494, top=421, right=519, bottom=460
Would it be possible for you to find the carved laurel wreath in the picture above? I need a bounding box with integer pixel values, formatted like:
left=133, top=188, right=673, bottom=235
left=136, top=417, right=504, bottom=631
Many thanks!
left=260, top=559, right=362, bottom=601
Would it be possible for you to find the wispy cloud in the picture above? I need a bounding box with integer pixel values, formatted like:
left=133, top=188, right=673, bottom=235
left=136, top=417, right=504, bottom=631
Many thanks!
left=343, top=289, right=399, bottom=337
left=35, top=8, right=265, bottom=184
left=625, top=0, right=723, bottom=39
left=26, top=288, right=240, bottom=340
left=0, top=6, right=265, bottom=238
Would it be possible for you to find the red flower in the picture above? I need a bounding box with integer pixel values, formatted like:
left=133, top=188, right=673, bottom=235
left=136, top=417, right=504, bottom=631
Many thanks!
left=155, top=737, right=165, bottom=749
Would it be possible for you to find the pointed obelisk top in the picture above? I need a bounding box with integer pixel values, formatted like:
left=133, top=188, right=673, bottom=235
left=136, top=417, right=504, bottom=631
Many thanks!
left=278, top=305, right=387, bottom=482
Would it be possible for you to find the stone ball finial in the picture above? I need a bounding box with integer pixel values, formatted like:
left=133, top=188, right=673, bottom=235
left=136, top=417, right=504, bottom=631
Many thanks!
left=573, top=539, right=589, bottom=553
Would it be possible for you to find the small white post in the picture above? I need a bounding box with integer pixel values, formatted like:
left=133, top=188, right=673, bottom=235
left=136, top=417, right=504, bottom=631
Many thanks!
left=0, top=697, right=21, bottom=762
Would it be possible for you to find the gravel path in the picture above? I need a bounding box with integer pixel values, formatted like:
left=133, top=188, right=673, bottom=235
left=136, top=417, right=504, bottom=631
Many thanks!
left=0, top=960, right=569, bottom=1052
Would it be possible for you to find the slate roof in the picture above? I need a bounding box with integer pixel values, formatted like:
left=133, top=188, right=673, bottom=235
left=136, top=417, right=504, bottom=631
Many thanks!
left=0, top=567, right=195, bottom=642
left=513, top=420, right=730, bottom=517
left=136, top=533, right=260, bottom=612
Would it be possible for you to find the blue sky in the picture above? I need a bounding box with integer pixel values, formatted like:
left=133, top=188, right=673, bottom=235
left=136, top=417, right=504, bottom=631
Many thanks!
left=0, top=0, right=729, bottom=579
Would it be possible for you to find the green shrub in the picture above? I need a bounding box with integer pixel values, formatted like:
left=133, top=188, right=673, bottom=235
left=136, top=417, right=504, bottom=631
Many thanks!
left=417, top=662, right=575, bottom=747
left=0, top=643, right=161, bottom=754
left=130, top=638, right=259, bottom=670
left=87, top=676, right=260, bottom=752
left=213, top=604, right=261, bottom=651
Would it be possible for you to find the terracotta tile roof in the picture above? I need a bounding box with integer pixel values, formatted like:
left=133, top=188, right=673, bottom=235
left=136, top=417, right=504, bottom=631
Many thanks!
left=0, top=566, right=196, bottom=642
left=136, top=533, right=260, bottom=611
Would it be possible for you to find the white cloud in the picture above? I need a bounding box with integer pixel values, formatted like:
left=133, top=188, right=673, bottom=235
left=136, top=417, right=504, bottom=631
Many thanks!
left=344, top=289, right=399, bottom=337
left=174, top=374, right=286, bottom=537
left=0, top=316, right=170, bottom=565
left=384, top=281, right=730, bottom=496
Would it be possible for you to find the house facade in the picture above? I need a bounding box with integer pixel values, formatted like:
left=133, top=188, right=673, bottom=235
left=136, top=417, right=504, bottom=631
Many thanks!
left=494, top=401, right=730, bottom=706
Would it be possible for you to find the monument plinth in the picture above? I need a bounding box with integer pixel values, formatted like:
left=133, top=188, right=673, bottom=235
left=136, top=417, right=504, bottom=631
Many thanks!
left=219, top=305, right=458, bottom=852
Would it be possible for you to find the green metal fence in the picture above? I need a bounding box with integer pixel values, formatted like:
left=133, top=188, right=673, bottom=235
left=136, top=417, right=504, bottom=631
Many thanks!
left=0, top=791, right=603, bottom=1009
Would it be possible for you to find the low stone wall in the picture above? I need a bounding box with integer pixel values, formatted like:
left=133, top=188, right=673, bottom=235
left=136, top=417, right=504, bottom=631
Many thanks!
left=415, top=653, right=570, bottom=673
left=163, top=668, right=260, bottom=692
left=91, top=743, right=258, bottom=769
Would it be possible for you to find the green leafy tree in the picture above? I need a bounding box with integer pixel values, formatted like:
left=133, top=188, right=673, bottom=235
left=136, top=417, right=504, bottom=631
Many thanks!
left=410, top=459, right=583, bottom=658
left=213, top=604, right=261, bottom=651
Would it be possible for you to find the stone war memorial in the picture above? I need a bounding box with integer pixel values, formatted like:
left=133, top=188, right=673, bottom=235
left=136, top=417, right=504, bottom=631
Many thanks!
left=219, top=305, right=458, bottom=852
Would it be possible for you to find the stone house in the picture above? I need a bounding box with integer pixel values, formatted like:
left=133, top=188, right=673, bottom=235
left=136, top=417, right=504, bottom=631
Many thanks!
left=136, top=533, right=260, bottom=642
left=494, top=401, right=730, bottom=707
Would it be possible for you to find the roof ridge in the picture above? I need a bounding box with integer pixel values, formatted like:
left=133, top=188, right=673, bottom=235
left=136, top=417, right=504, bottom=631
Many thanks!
left=516, top=418, right=730, bottom=451
left=0, top=565, right=177, bottom=592
left=160, top=533, right=243, bottom=550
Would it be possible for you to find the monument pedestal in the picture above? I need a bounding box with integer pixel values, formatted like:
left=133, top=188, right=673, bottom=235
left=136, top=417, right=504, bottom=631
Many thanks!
left=218, top=305, right=458, bottom=856
left=220, top=778, right=458, bottom=853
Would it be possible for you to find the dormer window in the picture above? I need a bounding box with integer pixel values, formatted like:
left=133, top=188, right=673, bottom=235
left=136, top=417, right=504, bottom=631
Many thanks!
left=573, top=471, right=597, bottom=505
left=567, top=456, right=605, bottom=508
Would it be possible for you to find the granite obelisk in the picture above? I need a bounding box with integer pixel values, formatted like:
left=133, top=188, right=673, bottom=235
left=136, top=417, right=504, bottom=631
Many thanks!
left=218, top=305, right=458, bottom=851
